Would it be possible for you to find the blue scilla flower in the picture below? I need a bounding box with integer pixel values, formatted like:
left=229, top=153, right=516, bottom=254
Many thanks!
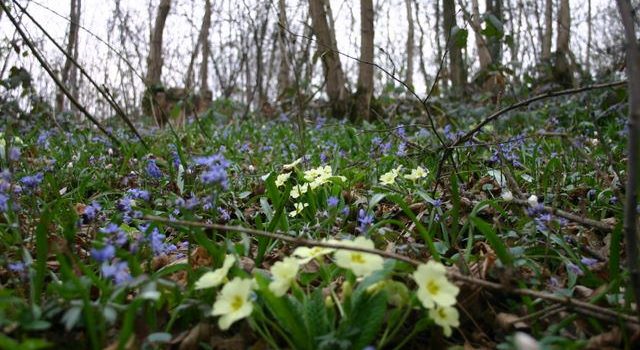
left=101, top=261, right=131, bottom=285
left=357, top=209, right=374, bottom=233
left=327, top=196, right=339, bottom=208
left=91, top=244, right=115, bottom=263
left=146, top=159, right=163, bottom=179
left=83, top=201, right=102, bottom=223
left=0, top=193, right=9, bottom=212
left=20, top=172, right=43, bottom=190
left=127, top=188, right=150, bottom=201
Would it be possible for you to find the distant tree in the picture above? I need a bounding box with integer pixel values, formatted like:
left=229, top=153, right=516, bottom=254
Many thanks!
left=145, top=0, right=171, bottom=88
left=405, top=0, right=414, bottom=88
left=276, top=0, right=291, bottom=98
left=55, top=0, right=81, bottom=113
left=309, top=0, right=349, bottom=117
left=486, top=0, right=503, bottom=64
left=443, top=0, right=467, bottom=93
left=542, top=0, right=553, bottom=60
left=356, top=0, right=375, bottom=121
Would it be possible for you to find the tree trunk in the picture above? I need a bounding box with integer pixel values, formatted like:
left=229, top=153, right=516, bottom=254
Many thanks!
left=542, top=0, right=552, bottom=60
left=586, top=0, right=591, bottom=74
left=145, top=0, right=171, bottom=87
left=55, top=0, right=81, bottom=113
left=486, top=0, right=503, bottom=64
left=415, top=1, right=431, bottom=94
left=405, top=0, right=414, bottom=88
left=615, top=0, right=640, bottom=321
left=443, top=0, right=466, bottom=92
left=276, top=0, right=291, bottom=98
left=199, top=0, right=212, bottom=95
left=556, top=0, right=569, bottom=54
left=309, top=0, right=349, bottom=117
left=356, top=0, right=375, bottom=121
left=470, top=0, right=492, bottom=71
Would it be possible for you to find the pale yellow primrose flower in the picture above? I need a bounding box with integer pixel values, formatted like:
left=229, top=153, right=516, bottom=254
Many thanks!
left=290, top=183, right=309, bottom=199
left=289, top=202, right=309, bottom=217
left=195, top=254, right=236, bottom=289
left=282, top=157, right=303, bottom=170
left=404, top=166, right=428, bottom=181
left=211, top=277, right=254, bottom=330
left=268, top=257, right=300, bottom=296
left=334, top=237, right=384, bottom=277
left=412, top=261, right=459, bottom=309
left=429, top=305, right=460, bottom=337
left=275, top=172, right=291, bottom=187
left=379, top=166, right=402, bottom=186
left=293, top=244, right=336, bottom=264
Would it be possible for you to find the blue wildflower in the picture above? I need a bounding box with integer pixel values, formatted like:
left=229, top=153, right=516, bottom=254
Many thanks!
left=83, top=201, right=102, bottom=223
left=146, top=159, right=163, bottom=179
left=147, top=227, right=167, bottom=255
left=101, top=261, right=132, bottom=284
left=580, top=257, right=598, bottom=267
left=127, top=189, right=150, bottom=201
left=8, top=147, right=20, bottom=161
left=0, top=193, right=9, bottom=212
left=357, top=209, right=374, bottom=233
left=327, top=196, right=339, bottom=208
left=20, top=172, right=43, bottom=190
left=566, top=262, right=584, bottom=276
left=91, top=245, right=116, bottom=263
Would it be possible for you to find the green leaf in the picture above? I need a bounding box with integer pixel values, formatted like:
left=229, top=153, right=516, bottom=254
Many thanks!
left=33, top=207, right=51, bottom=305
left=470, top=216, right=513, bottom=266
left=345, top=291, right=388, bottom=350
left=482, top=14, right=504, bottom=38
left=451, top=26, right=468, bottom=48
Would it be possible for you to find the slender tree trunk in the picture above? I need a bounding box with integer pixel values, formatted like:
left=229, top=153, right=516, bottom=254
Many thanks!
left=615, top=0, right=640, bottom=322
left=542, top=0, right=552, bottom=60
left=470, top=0, right=492, bottom=71
left=556, top=0, right=569, bottom=54
left=309, top=0, right=349, bottom=117
left=276, top=0, right=291, bottom=98
left=443, top=0, right=466, bottom=92
left=415, top=1, right=430, bottom=94
left=405, top=0, right=414, bottom=88
left=486, top=0, right=503, bottom=64
left=586, top=0, right=592, bottom=75
left=145, top=0, right=171, bottom=87
left=55, top=0, right=81, bottom=113
left=356, top=0, right=374, bottom=121
left=199, top=0, right=212, bottom=94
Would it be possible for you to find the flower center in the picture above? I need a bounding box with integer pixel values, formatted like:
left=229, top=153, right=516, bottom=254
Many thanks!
left=231, top=295, right=244, bottom=311
left=438, top=308, right=447, bottom=319
left=351, top=253, right=365, bottom=264
left=426, top=280, right=440, bottom=295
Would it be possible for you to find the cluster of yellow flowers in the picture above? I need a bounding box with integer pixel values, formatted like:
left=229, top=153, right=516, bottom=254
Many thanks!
left=272, top=165, right=346, bottom=217
left=380, top=166, right=429, bottom=186
left=195, top=238, right=460, bottom=337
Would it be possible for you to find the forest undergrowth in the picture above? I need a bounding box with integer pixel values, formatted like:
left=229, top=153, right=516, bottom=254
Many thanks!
left=0, top=84, right=636, bottom=350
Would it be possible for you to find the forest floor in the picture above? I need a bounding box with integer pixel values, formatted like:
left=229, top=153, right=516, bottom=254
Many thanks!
left=0, top=85, right=636, bottom=349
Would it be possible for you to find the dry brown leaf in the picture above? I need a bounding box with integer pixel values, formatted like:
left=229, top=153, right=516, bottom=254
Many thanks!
left=585, top=327, right=622, bottom=350
left=495, top=312, right=529, bottom=331
left=179, top=323, right=212, bottom=350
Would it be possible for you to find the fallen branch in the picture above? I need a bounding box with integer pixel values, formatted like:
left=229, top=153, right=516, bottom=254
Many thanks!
left=510, top=198, right=615, bottom=232
left=143, top=214, right=637, bottom=326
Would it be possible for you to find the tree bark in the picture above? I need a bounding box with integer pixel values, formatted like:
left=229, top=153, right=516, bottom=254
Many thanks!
left=486, top=0, right=503, bottom=64
left=145, top=0, right=171, bottom=87
left=586, top=0, right=591, bottom=74
left=469, top=0, right=492, bottom=71
left=615, top=0, right=640, bottom=322
left=276, top=0, right=291, bottom=98
left=556, top=0, right=570, bottom=54
left=55, top=0, right=81, bottom=113
left=309, top=0, right=349, bottom=117
left=357, top=0, right=375, bottom=121
left=443, top=0, right=466, bottom=92
left=405, top=0, right=414, bottom=88
left=199, top=0, right=212, bottom=95
left=542, top=0, right=552, bottom=60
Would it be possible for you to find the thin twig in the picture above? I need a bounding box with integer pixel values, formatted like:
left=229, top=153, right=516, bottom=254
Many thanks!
left=143, top=214, right=637, bottom=325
